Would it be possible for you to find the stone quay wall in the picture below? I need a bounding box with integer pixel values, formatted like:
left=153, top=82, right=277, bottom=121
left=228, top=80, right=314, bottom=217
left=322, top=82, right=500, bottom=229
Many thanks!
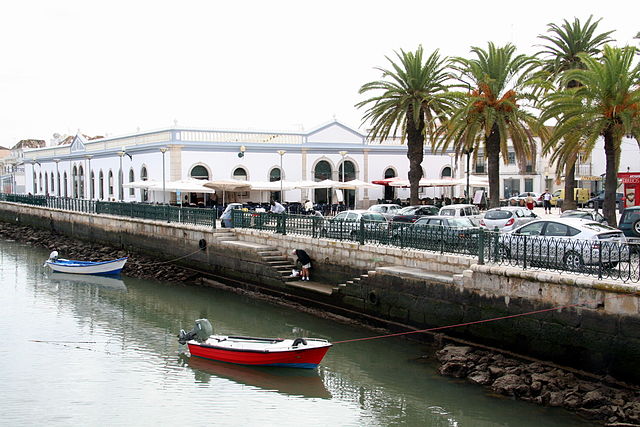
left=2, top=202, right=639, bottom=382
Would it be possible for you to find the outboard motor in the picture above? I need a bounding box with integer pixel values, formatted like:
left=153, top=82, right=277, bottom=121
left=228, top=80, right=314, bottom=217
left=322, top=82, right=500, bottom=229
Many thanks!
left=178, top=319, right=213, bottom=345
left=48, top=251, right=59, bottom=262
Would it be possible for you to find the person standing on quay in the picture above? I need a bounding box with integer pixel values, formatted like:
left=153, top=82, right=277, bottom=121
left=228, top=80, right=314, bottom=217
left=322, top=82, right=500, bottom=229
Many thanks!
left=291, top=249, right=312, bottom=281
left=525, top=193, right=535, bottom=211
left=542, top=190, right=552, bottom=214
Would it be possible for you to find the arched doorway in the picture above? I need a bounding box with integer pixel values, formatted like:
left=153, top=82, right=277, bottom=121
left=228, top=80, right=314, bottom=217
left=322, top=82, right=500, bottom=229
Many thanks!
left=63, top=172, right=68, bottom=197
left=140, top=167, right=148, bottom=202
left=338, top=160, right=356, bottom=208
left=189, top=165, right=210, bottom=205
left=314, top=161, right=332, bottom=204
left=128, top=169, right=135, bottom=197
left=270, top=167, right=282, bottom=202
left=384, top=168, right=396, bottom=202
left=232, top=167, right=248, bottom=203
left=44, top=173, right=49, bottom=196
left=78, top=166, right=84, bottom=198
left=99, top=171, right=104, bottom=200
left=72, top=166, right=78, bottom=198
left=90, top=172, right=95, bottom=199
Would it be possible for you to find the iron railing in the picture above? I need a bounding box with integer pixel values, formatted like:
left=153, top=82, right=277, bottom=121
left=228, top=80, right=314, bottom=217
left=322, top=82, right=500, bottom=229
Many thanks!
left=0, top=194, right=216, bottom=228
left=231, top=210, right=639, bottom=283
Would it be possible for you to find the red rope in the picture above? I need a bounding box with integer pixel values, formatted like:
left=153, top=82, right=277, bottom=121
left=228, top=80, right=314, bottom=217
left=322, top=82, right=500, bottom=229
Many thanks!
left=333, top=301, right=586, bottom=344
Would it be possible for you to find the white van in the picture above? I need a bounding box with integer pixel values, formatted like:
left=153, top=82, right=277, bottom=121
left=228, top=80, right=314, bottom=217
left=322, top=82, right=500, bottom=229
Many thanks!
left=439, top=204, right=482, bottom=226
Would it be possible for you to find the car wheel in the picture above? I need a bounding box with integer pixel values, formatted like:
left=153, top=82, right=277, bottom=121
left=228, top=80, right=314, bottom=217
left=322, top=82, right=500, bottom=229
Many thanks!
left=563, top=251, right=584, bottom=270
left=632, top=219, right=640, bottom=238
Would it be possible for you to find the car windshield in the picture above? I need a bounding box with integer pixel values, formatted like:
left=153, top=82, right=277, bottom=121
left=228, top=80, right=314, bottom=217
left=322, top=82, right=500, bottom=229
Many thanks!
left=621, top=211, right=640, bottom=224
left=484, top=210, right=512, bottom=220
left=449, top=218, right=474, bottom=227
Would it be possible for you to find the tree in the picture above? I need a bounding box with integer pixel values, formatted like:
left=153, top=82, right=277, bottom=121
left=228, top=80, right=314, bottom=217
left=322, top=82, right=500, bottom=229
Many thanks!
left=357, top=47, right=453, bottom=205
left=540, top=45, right=640, bottom=226
left=434, top=43, right=547, bottom=208
left=538, top=16, right=614, bottom=211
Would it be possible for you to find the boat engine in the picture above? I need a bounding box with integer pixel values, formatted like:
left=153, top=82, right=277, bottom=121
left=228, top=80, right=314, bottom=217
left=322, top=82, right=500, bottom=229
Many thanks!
left=178, top=318, right=213, bottom=344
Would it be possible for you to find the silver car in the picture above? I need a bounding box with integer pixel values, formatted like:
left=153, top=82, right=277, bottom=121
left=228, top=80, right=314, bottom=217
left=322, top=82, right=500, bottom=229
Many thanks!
left=480, top=207, right=538, bottom=232
left=321, top=210, right=388, bottom=240
left=499, top=218, right=628, bottom=269
left=367, top=203, right=402, bottom=220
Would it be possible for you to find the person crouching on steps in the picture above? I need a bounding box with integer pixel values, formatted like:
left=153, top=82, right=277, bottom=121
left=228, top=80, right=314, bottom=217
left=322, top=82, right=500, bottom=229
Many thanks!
left=291, top=249, right=312, bottom=281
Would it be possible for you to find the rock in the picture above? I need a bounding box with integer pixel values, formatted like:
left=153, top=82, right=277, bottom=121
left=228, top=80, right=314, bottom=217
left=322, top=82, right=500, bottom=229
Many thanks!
left=491, top=374, right=523, bottom=396
left=436, top=345, right=474, bottom=363
left=439, top=361, right=468, bottom=378
left=548, top=391, right=565, bottom=407
left=582, top=389, right=609, bottom=408
left=563, top=392, right=582, bottom=408
left=531, top=381, right=542, bottom=393
left=488, top=365, right=505, bottom=378
left=467, top=370, right=492, bottom=385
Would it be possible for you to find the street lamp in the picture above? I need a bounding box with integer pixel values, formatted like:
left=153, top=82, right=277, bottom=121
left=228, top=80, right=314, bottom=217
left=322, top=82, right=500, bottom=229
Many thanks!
left=85, top=155, right=93, bottom=199
left=339, top=151, right=347, bottom=208
left=160, top=147, right=168, bottom=204
left=277, top=150, right=286, bottom=202
left=117, top=148, right=127, bottom=202
left=464, top=148, right=474, bottom=203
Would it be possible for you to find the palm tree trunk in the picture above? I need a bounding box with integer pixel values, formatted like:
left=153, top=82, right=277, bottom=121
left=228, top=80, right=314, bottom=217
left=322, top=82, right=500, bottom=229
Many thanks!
left=486, top=125, right=501, bottom=208
left=562, top=156, right=577, bottom=212
left=603, top=129, right=619, bottom=227
left=406, top=112, right=425, bottom=206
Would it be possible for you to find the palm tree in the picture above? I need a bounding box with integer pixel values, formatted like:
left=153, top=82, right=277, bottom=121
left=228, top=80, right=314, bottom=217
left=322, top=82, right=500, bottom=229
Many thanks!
left=434, top=42, right=547, bottom=208
left=356, top=47, right=453, bottom=205
left=540, top=45, right=640, bottom=226
left=538, top=16, right=614, bottom=211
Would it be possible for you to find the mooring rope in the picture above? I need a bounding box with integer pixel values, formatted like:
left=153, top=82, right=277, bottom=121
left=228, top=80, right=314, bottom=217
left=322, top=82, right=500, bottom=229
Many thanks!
left=132, top=248, right=204, bottom=266
left=333, top=290, right=635, bottom=345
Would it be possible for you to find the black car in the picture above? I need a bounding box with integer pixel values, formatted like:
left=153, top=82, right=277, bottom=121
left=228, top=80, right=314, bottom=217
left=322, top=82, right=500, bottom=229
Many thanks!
left=619, top=206, right=640, bottom=238
left=390, top=205, right=439, bottom=223
left=587, top=191, right=624, bottom=208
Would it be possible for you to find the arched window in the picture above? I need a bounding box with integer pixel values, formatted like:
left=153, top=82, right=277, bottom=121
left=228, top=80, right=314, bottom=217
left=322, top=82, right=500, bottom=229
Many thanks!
left=441, top=166, right=452, bottom=178
left=72, top=165, right=78, bottom=198
left=63, top=172, right=68, bottom=198
left=233, top=167, right=247, bottom=180
left=270, top=168, right=282, bottom=201
left=108, top=171, right=114, bottom=197
left=44, top=173, right=49, bottom=195
left=50, top=174, right=55, bottom=196
left=99, top=170, right=104, bottom=200
left=56, top=172, right=60, bottom=197
left=314, top=160, right=332, bottom=204
left=384, top=168, right=396, bottom=201
left=190, top=165, right=209, bottom=180
left=78, top=165, right=84, bottom=198
left=128, top=169, right=135, bottom=196
left=39, top=173, right=43, bottom=194
left=33, top=172, right=37, bottom=194
left=90, top=172, right=95, bottom=199
left=140, top=166, right=148, bottom=202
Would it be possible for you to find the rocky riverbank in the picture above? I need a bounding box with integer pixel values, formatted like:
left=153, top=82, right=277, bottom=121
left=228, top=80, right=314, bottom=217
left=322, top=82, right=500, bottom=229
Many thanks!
left=437, top=345, right=640, bottom=425
left=0, top=222, right=197, bottom=282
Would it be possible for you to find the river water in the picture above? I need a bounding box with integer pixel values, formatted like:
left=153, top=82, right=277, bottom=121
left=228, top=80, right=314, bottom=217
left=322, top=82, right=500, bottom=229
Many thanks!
left=0, top=239, right=594, bottom=426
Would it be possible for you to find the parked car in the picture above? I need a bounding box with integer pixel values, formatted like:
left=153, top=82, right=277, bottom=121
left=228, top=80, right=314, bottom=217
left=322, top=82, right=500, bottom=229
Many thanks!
left=392, top=215, right=478, bottom=252
left=587, top=191, right=624, bottom=208
left=390, top=205, right=439, bottom=223
left=321, top=210, right=388, bottom=240
left=619, top=206, right=640, bottom=238
left=560, top=209, right=607, bottom=224
left=367, top=203, right=402, bottom=220
left=499, top=218, right=628, bottom=269
left=479, top=207, right=537, bottom=232
left=508, top=192, right=543, bottom=207
left=438, top=204, right=483, bottom=225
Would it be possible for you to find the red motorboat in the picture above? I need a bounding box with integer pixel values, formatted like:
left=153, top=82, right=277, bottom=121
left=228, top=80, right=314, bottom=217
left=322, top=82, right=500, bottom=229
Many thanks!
left=178, top=319, right=332, bottom=369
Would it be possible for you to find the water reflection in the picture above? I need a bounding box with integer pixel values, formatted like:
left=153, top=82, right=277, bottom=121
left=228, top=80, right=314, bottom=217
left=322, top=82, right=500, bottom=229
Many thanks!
left=47, top=272, right=127, bottom=291
left=180, top=354, right=331, bottom=399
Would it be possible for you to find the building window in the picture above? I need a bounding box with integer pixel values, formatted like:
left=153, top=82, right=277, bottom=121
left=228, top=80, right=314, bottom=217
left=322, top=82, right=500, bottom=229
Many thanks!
left=39, top=173, right=43, bottom=194
left=57, top=172, right=60, bottom=197
left=190, top=165, right=209, bottom=180
left=78, top=166, right=84, bottom=198
left=108, top=171, right=114, bottom=197
left=441, top=166, right=452, bottom=178
left=63, top=172, right=68, bottom=198
left=524, top=178, right=533, bottom=193
left=503, top=178, right=520, bottom=198
left=90, top=172, right=95, bottom=199
left=233, top=167, right=247, bottom=180
left=140, top=166, right=148, bottom=202
left=507, top=151, right=516, bottom=165
left=44, top=173, right=49, bottom=195
left=50, top=174, right=55, bottom=196
left=72, top=166, right=78, bottom=198
left=475, top=154, right=486, bottom=173
left=129, top=169, right=135, bottom=196
left=383, top=167, right=396, bottom=201
left=525, top=164, right=533, bottom=173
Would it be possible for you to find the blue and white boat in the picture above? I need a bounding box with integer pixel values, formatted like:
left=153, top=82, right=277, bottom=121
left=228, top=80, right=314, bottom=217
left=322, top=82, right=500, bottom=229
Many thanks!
left=45, top=251, right=127, bottom=276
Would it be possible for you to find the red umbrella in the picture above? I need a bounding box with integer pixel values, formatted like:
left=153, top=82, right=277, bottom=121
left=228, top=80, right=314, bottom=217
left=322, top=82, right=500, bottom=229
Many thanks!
left=371, top=177, right=403, bottom=186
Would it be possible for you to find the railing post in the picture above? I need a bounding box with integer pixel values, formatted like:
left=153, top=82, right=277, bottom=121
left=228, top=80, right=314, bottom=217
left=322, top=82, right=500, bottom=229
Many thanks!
left=523, top=235, right=528, bottom=269
left=478, top=228, right=485, bottom=265
left=359, top=218, right=365, bottom=245
left=598, top=242, right=603, bottom=280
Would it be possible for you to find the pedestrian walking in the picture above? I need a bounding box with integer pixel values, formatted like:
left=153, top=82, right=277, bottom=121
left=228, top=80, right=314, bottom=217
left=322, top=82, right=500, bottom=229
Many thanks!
left=542, top=190, right=552, bottom=214
left=270, top=199, right=285, bottom=214
left=291, top=249, right=312, bottom=281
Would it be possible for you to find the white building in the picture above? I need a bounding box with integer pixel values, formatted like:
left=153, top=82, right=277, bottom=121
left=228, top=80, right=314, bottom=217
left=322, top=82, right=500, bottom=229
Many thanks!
left=16, top=120, right=639, bottom=207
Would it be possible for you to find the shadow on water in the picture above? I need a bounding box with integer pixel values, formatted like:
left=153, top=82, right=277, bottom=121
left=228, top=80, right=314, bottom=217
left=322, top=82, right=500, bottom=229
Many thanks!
left=179, top=354, right=332, bottom=399
left=47, top=272, right=127, bottom=291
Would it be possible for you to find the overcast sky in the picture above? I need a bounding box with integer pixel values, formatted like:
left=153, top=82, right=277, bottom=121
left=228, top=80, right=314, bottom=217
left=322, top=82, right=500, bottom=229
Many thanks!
left=0, top=0, right=637, bottom=146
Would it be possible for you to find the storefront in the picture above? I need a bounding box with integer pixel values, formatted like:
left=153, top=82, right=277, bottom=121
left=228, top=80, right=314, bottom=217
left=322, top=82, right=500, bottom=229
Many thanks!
left=618, top=172, right=640, bottom=208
